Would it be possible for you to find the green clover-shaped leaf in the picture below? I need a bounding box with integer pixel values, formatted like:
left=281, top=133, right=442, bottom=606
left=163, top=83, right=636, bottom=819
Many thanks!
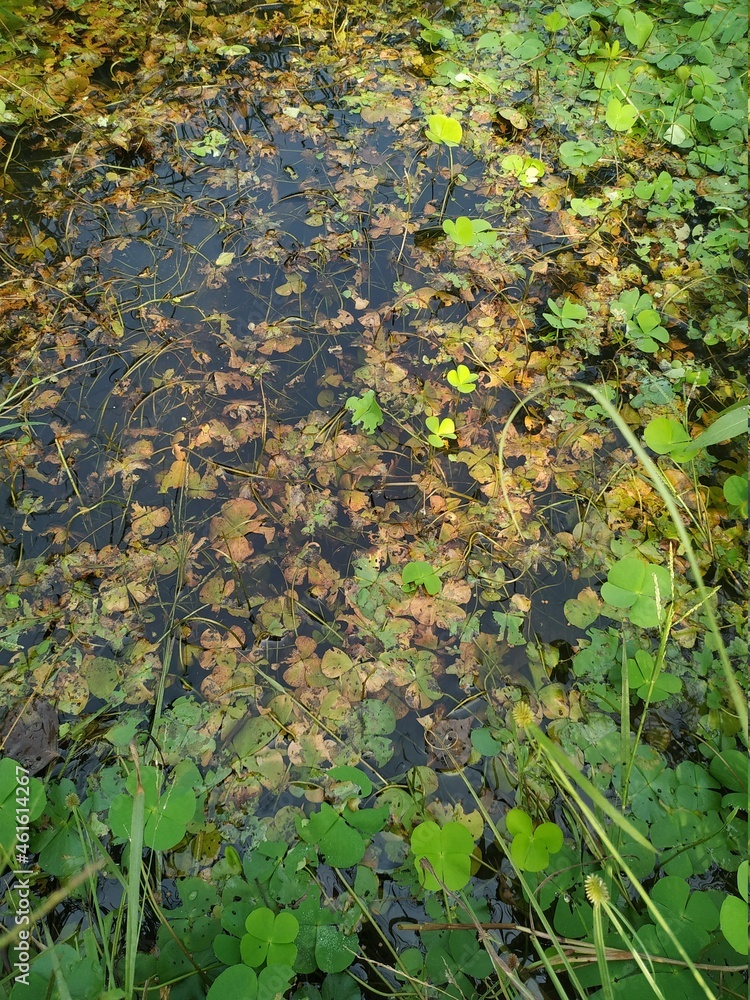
left=442, top=217, right=496, bottom=248
left=723, top=474, right=748, bottom=518
left=600, top=558, right=672, bottom=628
left=446, top=364, right=479, bottom=393
left=296, top=802, right=366, bottom=867
left=720, top=860, right=748, bottom=955
left=606, top=97, right=639, bottom=132
left=411, top=820, right=474, bottom=891
left=401, top=561, right=442, bottom=595
left=109, top=765, right=197, bottom=851
left=616, top=8, right=654, bottom=48
left=506, top=808, right=564, bottom=872
left=0, top=758, right=46, bottom=873
left=424, top=113, right=463, bottom=147
left=643, top=417, right=692, bottom=457
left=206, top=964, right=295, bottom=1000
left=241, top=907, right=299, bottom=967
left=500, top=154, right=545, bottom=186
left=425, top=416, right=456, bottom=447
left=627, top=649, right=681, bottom=702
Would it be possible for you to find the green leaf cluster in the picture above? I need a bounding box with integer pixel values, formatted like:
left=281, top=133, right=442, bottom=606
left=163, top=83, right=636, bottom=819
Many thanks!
left=345, top=389, right=384, bottom=434
left=600, top=557, right=673, bottom=629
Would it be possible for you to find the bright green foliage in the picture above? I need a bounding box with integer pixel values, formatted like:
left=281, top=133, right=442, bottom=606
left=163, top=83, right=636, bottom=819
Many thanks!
left=0, top=758, right=45, bottom=874
left=411, top=820, right=475, bottom=890
left=186, top=129, right=230, bottom=157
left=612, top=288, right=670, bottom=353
left=401, top=560, right=442, bottom=595
left=422, top=925, right=493, bottom=988
left=433, top=60, right=501, bottom=93
left=643, top=417, right=692, bottom=458
left=425, top=415, right=456, bottom=447
left=419, top=20, right=458, bottom=50
left=543, top=297, right=588, bottom=332
left=506, top=808, right=564, bottom=872
left=723, top=474, right=748, bottom=518
left=569, top=197, right=603, bottom=217
left=606, top=97, right=639, bottom=131
left=108, top=763, right=198, bottom=851
left=720, top=860, right=748, bottom=954
left=0, top=0, right=746, bottom=998
left=645, top=876, right=720, bottom=959
left=295, top=888, right=358, bottom=973
left=241, top=908, right=299, bottom=968
left=600, top=558, right=672, bottom=628
left=627, top=649, right=681, bottom=702
left=296, top=802, right=367, bottom=867
left=500, top=153, right=545, bottom=186
left=32, top=779, right=92, bottom=878
left=207, top=963, right=295, bottom=1000
left=8, top=942, right=105, bottom=1000
left=471, top=727, right=503, bottom=756
left=345, top=389, right=384, bottom=434
left=629, top=309, right=670, bottom=353
left=633, top=170, right=673, bottom=204
left=442, top=216, right=496, bottom=248
left=615, top=8, right=654, bottom=49
left=424, top=112, right=462, bottom=146
left=681, top=403, right=748, bottom=455
left=446, top=363, right=479, bottom=393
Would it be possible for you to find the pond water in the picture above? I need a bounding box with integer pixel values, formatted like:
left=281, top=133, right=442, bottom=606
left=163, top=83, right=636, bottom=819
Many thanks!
left=0, top=3, right=746, bottom=997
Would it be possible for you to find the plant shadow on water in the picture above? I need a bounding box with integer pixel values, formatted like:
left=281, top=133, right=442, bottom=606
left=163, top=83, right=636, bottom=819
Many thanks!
left=0, top=0, right=746, bottom=997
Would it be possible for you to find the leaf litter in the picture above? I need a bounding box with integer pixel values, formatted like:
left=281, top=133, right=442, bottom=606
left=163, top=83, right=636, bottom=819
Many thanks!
left=0, top=0, right=746, bottom=992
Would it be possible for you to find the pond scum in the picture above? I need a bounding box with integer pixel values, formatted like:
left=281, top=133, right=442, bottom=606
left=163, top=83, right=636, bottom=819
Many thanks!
left=0, top=0, right=747, bottom=997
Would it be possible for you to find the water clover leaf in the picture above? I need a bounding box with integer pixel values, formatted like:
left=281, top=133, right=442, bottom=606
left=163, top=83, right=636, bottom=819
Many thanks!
left=0, top=758, right=46, bottom=873
left=240, top=907, right=299, bottom=968
left=720, top=860, right=748, bottom=955
left=295, top=890, right=357, bottom=973
left=643, top=417, right=692, bottom=457
left=425, top=416, right=456, bottom=448
left=646, top=876, right=719, bottom=959
left=206, top=964, right=295, bottom=1000
left=627, top=649, right=681, bottom=702
left=442, top=217, right=496, bottom=248
left=345, top=389, right=383, bottom=434
left=108, top=764, right=197, bottom=851
left=411, top=820, right=474, bottom=891
left=616, top=8, right=654, bottom=48
left=471, top=727, right=503, bottom=757
left=605, top=97, right=639, bottom=131
left=296, top=802, right=365, bottom=867
left=500, top=154, right=545, bottom=186
left=600, top=558, right=672, bottom=628
left=629, top=308, right=670, bottom=352
left=446, top=364, right=479, bottom=393
left=401, top=561, right=442, bottom=596
left=543, top=297, right=588, bottom=331
left=558, top=140, right=602, bottom=170
left=424, top=113, right=462, bottom=147
left=723, top=474, right=748, bottom=518
left=506, top=808, right=564, bottom=872
left=34, top=780, right=91, bottom=878
left=187, top=128, right=229, bottom=157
